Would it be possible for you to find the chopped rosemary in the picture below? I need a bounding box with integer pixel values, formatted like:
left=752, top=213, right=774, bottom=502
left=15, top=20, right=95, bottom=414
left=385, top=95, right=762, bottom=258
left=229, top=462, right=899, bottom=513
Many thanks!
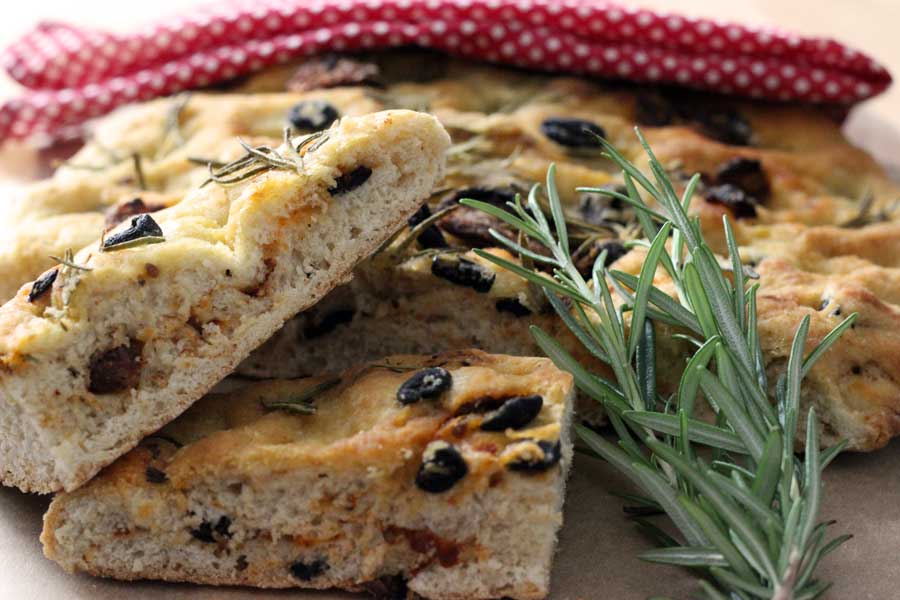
left=465, top=130, right=853, bottom=600
left=260, top=377, right=341, bottom=415
left=49, top=249, right=93, bottom=272
left=131, top=152, right=147, bottom=190
left=201, top=129, right=329, bottom=187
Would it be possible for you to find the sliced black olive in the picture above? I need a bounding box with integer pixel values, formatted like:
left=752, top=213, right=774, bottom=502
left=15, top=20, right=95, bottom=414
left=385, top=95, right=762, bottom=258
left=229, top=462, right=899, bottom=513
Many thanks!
left=287, top=100, right=340, bottom=131
left=328, top=166, right=372, bottom=195
left=495, top=298, right=532, bottom=317
left=577, top=185, right=634, bottom=226
left=102, top=214, right=164, bottom=252
left=303, top=309, right=355, bottom=339
left=286, top=55, right=381, bottom=92
left=28, top=269, right=58, bottom=303
left=694, top=107, right=752, bottom=146
left=407, top=204, right=447, bottom=249
left=190, top=521, right=215, bottom=543
left=714, top=157, right=770, bottom=202
left=214, top=515, right=232, bottom=538
left=507, top=440, right=562, bottom=473
left=540, top=117, right=606, bottom=148
left=434, top=187, right=521, bottom=248
left=290, top=558, right=329, bottom=581
left=634, top=93, right=675, bottom=127
left=431, top=254, right=495, bottom=293
left=573, top=239, right=628, bottom=278
left=397, top=367, right=452, bottom=405
left=144, top=466, right=168, bottom=484
left=480, top=395, right=543, bottom=431
left=105, top=197, right=166, bottom=229
left=361, top=574, right=409, bottom=599
left=705, top=184, right=758, bottom=219
left=415, top=441, right=468, bottom=493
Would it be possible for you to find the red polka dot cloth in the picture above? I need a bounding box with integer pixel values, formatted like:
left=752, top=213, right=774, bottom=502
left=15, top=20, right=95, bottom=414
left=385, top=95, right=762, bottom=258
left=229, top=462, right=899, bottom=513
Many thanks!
left=0, top=0, right=891, bottom=143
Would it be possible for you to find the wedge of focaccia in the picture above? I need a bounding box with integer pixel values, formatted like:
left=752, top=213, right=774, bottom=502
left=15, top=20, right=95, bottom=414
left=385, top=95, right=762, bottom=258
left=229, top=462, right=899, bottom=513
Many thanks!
left=0, top=110, right=450, bottom=493
left=42, top=350, right=575, bottom=600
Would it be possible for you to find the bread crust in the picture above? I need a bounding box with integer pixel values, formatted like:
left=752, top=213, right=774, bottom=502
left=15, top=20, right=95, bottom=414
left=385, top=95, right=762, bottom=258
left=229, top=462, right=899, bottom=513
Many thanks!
left=42, top=350, right=575, bottom=599
left=0, top=110, right=449, bottom=493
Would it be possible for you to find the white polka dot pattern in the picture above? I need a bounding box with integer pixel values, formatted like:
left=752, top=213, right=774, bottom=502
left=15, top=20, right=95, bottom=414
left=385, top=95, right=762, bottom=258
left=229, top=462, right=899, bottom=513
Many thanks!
left=0, top=0, right=891, bottom=142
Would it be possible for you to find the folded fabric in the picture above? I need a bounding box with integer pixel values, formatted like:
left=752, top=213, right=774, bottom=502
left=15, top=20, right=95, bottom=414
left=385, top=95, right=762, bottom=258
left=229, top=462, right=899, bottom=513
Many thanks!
left=0, top=0, right=891, bottom=143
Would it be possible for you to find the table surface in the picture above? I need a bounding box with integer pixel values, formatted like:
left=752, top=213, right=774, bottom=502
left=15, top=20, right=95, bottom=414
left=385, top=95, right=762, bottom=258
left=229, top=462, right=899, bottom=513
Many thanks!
left=1, top=2, right=899, bottom=600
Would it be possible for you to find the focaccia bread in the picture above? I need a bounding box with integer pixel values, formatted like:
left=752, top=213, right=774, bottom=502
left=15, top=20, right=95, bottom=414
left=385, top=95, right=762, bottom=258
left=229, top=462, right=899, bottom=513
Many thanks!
left=42, top=350, right=575, bottom=600
left=614, top=221, right=900, bottom=451
left=0, top=109, right=449, bottom=493
left=0, top=89, right=386, bottom=302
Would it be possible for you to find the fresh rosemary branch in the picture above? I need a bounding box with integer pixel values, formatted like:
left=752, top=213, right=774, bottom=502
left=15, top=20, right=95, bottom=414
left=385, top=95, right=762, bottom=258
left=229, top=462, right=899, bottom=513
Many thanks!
left=463, top=129, right=854, bottom=599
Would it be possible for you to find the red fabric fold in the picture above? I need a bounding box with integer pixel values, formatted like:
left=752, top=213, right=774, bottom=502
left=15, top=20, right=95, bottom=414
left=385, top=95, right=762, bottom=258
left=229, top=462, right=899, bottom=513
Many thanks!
left=0, top=0, right=891, bottom=143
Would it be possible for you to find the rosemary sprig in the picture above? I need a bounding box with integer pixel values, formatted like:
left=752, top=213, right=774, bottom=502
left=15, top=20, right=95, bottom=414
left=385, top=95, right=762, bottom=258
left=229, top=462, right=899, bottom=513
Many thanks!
left=200, top=129, right=328, bottom=187
left=464, top=129, right=854, bottom=599
left=260, top=377, right=341, bottom=415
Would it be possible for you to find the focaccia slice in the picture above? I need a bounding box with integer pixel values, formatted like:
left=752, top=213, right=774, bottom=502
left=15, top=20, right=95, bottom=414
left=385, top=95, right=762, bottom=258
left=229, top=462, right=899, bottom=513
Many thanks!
left=42, top=350, right=575, bottom=600
left=0, top=110, right=449, bottom=493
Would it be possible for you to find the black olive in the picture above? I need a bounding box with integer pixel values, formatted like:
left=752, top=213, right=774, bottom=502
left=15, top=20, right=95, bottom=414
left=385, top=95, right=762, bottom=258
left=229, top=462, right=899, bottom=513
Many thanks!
left=102, top=214, right=164, bottom=251
left=540, top=117, right=606, bottom=148
left=431, top=254, right=495, bottom=293
left=328, top=166, right=372, bottom=195
left=407, top=204, right=447, bottom=249
left=397, top=367, right=452, bottom=405
left=105, top=197, right=166, bottom=229
left=577, top=185, right=634, bottom=226
left=714, top=157, right=770, bottom=201
left=190, top=521, right=216, bottom=543
left=573, top=239, right=628, bottom=278
left=415, top=441, right=468, bottom=493
left=287, top=100, right=339, bottom=131
left=694, top=107, right=752, bottom=146
left=144, top=466, right=168, bottom=484
left=361, top=574, right=409, bottom=599
left=634, top=93, right=675, bottom=127
left=290, top=558, right=329, bottom=580
left=480, top=395, right=543, bottom=431
left=507, top=440, right=562, bottom=472
left=705, top=184, right=758, bottom=219
left=303, top=309, right=355, bottom=339
left=214, top=515, right=232, bottom=538
left=27, top=269, right=58, bottom=303
left=495, top=298, right=532, bottom=317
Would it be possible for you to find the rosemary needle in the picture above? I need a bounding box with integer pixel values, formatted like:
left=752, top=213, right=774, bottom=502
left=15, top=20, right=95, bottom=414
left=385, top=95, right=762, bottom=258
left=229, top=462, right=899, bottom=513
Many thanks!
left=465, top=129, right=854, bottom=600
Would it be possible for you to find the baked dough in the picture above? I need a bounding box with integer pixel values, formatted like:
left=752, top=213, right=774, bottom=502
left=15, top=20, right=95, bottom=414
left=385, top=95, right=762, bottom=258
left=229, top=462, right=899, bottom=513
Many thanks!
left=0, top=109, right=449, bottom=493
left=42, top=350, right=574, bottom=600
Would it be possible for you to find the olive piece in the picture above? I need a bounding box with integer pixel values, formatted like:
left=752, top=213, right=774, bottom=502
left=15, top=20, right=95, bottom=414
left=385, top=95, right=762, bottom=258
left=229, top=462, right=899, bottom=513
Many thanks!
left=88, top=341, right=144, bottom=394
left=540, top=117, right=606, bottom=148
left=695, top=107, right=753, bottom=146
left=415, top=441, right=468, bottom=493
left=407, top=204, right=447, bottom=249
left=714, top=157, right=770, bottom=202
left=144, top=466, right=168, bottom=484
left=431, top=255, right=496, bottom=293
left=303, top=309, right=355, bottom=339
left=480, top=395, right=543, bottom=431
left=328, top=166, right=372, bottom=195
left=287, top=100, right=339, bottom=131
left=102, top=214, right=164, bottom=251
left=572, top=239, right=628, bottom=278
left=634, top=93, right=676, bottom=127
left=507, top=440, right=562, bottom=473
left=397, top=367, right=453, bottom=405
left=290, top=558, right=329, bottom=580
left=495, top=298, right=532, bottom=317
left=705, top=184, right=758, bottom=219
left=27, top=268, right=58, bottom=303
